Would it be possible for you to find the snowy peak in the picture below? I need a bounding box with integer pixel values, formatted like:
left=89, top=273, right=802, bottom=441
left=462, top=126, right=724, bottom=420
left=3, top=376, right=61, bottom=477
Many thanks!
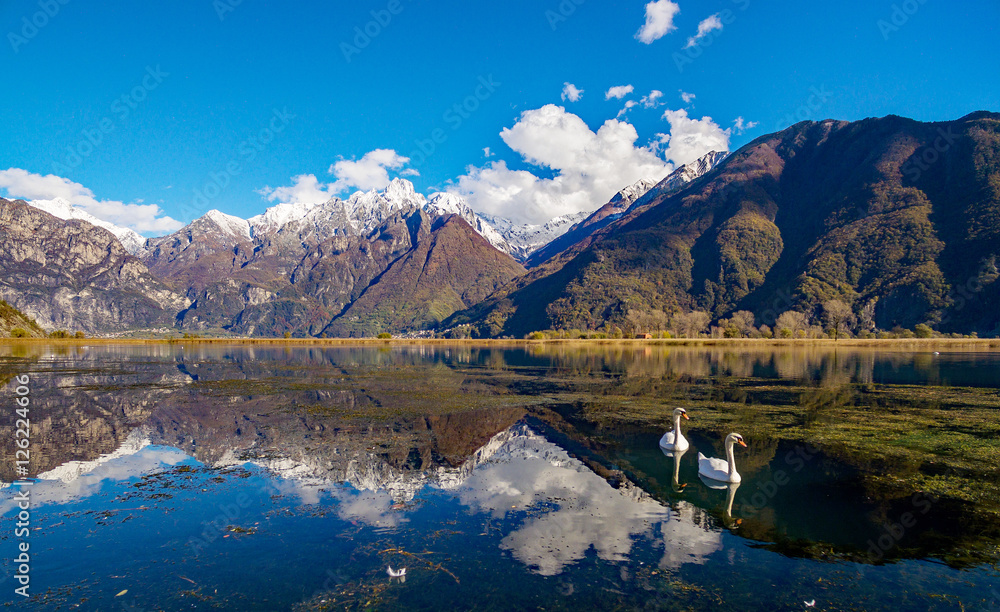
left=478, top=211, right=590, bottom=261
left=426, top=192, right=511, bottom=253
left=200, top=209, right=252, bottom=240
left=248, top=200, right=323, bottom=237
left=26, top=197, right=147, bottom=255
left=609, top=178, right=660, bottom=208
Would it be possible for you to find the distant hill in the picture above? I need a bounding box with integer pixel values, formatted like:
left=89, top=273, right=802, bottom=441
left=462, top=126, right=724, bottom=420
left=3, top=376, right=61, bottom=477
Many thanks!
left=446, top=112, right=1000, bottom=338
left=0, top=300, right=46, bottom=338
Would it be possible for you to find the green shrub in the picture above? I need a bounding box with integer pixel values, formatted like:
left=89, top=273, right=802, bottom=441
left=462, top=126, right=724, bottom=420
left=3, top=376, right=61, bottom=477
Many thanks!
left=49, top=330, right=70, bottom=339
left=377, top=333, right=392, bottom=339
left=914, top=324, right=934, bottom=339
left=10, top=328, right=28, bottom=338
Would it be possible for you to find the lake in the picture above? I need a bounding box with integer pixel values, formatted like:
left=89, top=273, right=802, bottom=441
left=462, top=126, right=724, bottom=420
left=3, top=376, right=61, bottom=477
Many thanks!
left=1, top=343, right=998, bottom=610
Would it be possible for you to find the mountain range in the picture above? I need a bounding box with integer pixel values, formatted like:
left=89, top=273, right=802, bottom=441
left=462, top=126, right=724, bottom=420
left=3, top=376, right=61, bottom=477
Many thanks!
left=2, top=112, right=997, bottom=338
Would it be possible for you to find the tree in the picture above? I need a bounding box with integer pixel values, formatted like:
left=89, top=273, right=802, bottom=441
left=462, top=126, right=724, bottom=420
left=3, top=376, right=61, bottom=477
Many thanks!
left=673, top=311, right=711, bottom=338
left=914, top=324, right=934, bottom=339
left=822, top=300, right=856, bottom=340
left=732, top=311, right=757, bottom=336
left=10, top=328, right=27, bottom=338
left=776, top=311, right=809, bottom=338
left=859, top=298, right=878, bottom=333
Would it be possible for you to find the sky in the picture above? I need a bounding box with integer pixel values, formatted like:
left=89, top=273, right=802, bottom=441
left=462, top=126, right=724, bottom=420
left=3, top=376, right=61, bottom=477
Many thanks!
left=0, top=0, right=997, bottom=233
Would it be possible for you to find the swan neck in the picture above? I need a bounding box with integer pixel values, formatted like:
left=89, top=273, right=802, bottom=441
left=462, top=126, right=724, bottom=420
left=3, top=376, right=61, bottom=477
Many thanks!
left=726, top=440, right=736, bottom=476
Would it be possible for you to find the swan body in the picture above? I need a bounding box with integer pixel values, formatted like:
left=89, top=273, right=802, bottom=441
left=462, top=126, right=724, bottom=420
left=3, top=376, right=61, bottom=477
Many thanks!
left=659, top=408, right=690, bottom=452
left=387, top=566, right=406, bottom=577
left=697, top=433, right=746, bottom=484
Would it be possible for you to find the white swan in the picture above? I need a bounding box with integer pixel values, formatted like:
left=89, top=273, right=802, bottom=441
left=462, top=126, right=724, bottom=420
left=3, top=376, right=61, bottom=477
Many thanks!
left=697, top=433, right=746, bottom=484
left=658, top=407, right=690, bottom=452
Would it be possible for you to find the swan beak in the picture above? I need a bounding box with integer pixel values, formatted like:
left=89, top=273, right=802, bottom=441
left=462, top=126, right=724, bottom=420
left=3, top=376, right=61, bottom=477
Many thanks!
left=737, top=439, right=747, bottom=447
left=682, top=413, right=690, bottom=420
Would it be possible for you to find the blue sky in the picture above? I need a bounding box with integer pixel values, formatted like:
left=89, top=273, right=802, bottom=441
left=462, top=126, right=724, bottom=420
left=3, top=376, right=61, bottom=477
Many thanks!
left=0, top=0, right=997, bottom=232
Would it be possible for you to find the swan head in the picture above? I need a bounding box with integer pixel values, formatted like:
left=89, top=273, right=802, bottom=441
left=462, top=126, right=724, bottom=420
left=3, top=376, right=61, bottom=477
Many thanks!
left=672, top=407, right=690, bottom=420
left=726, top=433, right=747, bottom=448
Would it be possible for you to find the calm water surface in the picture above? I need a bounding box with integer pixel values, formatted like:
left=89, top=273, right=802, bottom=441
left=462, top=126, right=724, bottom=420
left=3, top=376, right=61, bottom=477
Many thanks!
left=0, top=344, right=998, bottom=610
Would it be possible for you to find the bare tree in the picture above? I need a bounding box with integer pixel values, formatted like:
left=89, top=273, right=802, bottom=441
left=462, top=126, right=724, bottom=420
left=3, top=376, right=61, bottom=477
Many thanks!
left=672, top=311, right=711, bottom=338
left=858, top=298, right=878, bottom=334
left=823, top=299, right=856, bottom=340
left=776, top=311, right=809, bottom=338
left=730, top=311, right=756, bottom=337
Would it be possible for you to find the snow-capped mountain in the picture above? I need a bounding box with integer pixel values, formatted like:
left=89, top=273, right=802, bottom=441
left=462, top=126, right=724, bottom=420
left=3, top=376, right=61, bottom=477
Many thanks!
left=246, top=179, right=512, bottom=254
left=26, top=197, right=147, bottom=255
left=478, top=211, right=591, bottom=261
left=526, top=151, right=730, bottom=267
left=426, top=192, right=510, bottom=253
left=202, top=209, right=252, bottom=240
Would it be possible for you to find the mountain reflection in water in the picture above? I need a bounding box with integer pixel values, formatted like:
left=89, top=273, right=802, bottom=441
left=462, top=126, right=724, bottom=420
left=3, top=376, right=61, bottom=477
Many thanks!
left=0, top=344, right=998, bottom=610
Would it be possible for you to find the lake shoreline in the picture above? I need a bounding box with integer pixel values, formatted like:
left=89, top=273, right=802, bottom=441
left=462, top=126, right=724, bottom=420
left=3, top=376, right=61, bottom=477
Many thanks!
left=2, top=337, right=999, bottom=349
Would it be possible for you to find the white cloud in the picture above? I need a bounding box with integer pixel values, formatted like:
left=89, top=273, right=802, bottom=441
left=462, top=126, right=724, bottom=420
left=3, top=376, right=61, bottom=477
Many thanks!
left=659, top=109, right=731, bottom=166
left=561, top=82, right=584, bottom=103
left=0, top=168, right=183, bottom=234
left=329, top=148, right=415, bottom=193
left=483, top=147, right=494, bottom=158
left=686, top=14, right=724, bottom=48
left=448, top=105, right=673, bottom=224
left=732, top=116, right=759, bottom=135
left=260, top=148, right=417, bottom=206
left=605, top=85, right=635, bottom=100
left=616, top=100, right=639, bottom=119
left=680, top=91, right=696, bottom=104
left=636, top=0, right=681, bottom=44
left=258, top=173, right=338, bottom=206
left=641, top=90, right=665, bottom=108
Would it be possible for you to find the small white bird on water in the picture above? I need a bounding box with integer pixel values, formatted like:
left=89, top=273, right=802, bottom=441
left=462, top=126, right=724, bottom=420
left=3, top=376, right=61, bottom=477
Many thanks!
left=387, top=566, right=406, bottom=577
left=804, top=600, right=816, bottom=607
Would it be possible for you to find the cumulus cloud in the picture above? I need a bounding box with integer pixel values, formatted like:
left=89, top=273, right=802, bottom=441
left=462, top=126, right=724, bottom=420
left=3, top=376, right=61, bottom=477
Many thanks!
left=605, top=85, right=635, bottom=100
left=258, top=173, right=338, bottom=206
left=732, top=116, right=759, bottom=135
left=636, top=0, right=681, bottom=44
left=686, top=14, right=724, bottom=48
left=561, top=82, right=584, bottom=103
left=483, top=147, right=494, bottom=158
left=260, top=148, right=417, bottom=206
left=680, top=90, right=696, bottom=104
left=0, top=168, right=182, bottom=234
left=641, top=90, right=665, bottom=108
left=329, top=148, right=416, bottom=193
left=659, top=109, right=731, bottom=166
left=448, top=105, right=673, bottom=224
